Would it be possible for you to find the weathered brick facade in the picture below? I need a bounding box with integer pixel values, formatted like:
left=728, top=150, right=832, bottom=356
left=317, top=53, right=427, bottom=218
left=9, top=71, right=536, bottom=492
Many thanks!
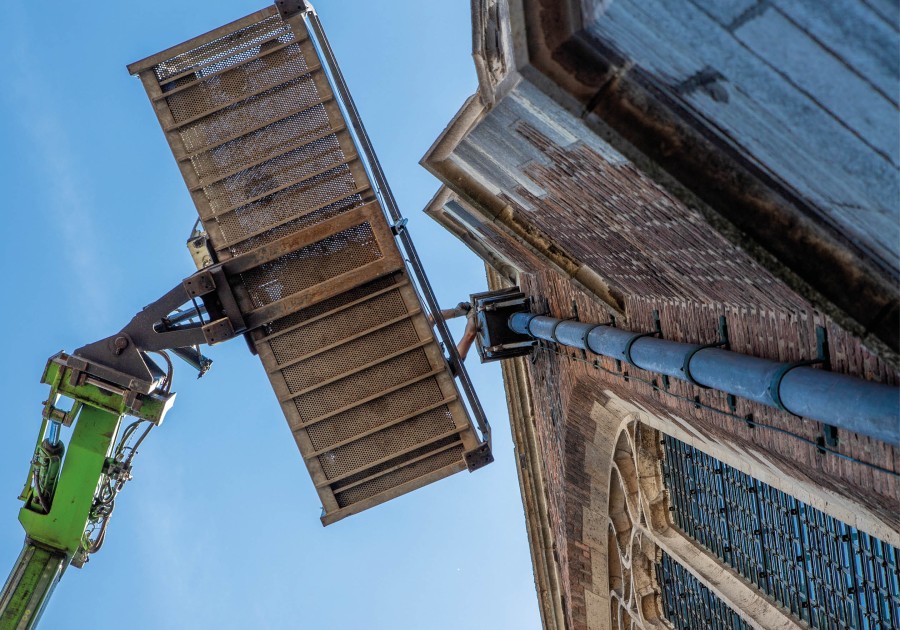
left=509, top=127, right=899, bottom=514
left=424, top=1, right=899, bottom=628
left=431, top=104, right=899, bottom=626
left=519, top=270, right=899, bottom=628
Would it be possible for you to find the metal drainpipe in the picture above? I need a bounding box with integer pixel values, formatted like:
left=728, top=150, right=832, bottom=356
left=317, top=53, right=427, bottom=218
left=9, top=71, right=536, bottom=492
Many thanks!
left=508, top=313, right=900, bottom=447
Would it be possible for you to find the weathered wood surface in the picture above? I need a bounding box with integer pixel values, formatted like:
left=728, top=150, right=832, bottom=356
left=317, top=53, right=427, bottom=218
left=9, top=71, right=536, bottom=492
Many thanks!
left=587, top=0, right=899, bottom=277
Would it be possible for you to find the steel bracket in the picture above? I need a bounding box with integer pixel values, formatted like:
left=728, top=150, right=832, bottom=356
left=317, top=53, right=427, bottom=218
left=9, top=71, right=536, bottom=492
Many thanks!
left=464, top=442, right=494, bottom=471
left=71, top=263, right=247, bottom=393
left=183, top=270, right=216, bottom=298
left=201, top=319, right=235, bottom=345
left=275, top=0, right=310, bottom=19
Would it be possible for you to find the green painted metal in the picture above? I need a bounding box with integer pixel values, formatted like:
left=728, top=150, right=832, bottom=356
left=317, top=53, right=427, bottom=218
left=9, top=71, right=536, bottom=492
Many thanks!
left=0, top=544, right=66, bottom=630
left=40, top=354, right=174, bottom=423
left=2, top=355, right=176, bottom=629
left=18, top=405, right=123, bottom=556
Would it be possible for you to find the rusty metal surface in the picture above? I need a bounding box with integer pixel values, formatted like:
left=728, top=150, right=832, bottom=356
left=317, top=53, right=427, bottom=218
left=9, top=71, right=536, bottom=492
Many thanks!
left=130, top=7, right=482, bottom=524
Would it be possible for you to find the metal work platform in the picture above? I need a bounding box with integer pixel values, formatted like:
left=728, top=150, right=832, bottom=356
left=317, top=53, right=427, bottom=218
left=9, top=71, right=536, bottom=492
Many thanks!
left=127, top=5, right=490, bottom=524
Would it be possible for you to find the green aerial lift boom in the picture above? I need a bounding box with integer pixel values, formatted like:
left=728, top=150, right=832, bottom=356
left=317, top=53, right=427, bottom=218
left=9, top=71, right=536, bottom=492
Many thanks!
left=1, top=356, right=176, bottom=628
left=0, top=269, right=212, bottom=629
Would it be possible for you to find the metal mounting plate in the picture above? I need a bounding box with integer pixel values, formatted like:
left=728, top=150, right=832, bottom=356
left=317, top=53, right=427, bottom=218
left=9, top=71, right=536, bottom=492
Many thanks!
left=275, top=0, right=310, bottom=19
left=471, top=287, right=535, bottom=362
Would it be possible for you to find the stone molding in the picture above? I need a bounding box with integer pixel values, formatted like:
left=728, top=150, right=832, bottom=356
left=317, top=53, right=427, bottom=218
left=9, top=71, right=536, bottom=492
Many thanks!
left=605, top=414, right=803, bottom=629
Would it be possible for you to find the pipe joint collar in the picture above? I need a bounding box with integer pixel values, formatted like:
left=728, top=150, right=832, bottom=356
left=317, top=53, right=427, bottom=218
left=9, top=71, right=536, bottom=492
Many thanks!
left=509, top=312, right=539, bottom=337
left=549, top=319, right=564, bottom=344
left=768, top=359, right=825, bottom=413
left=622, top=331, right=659, bottom=366
left=582, top=325, right=604, bottom=348
left=681, top=342, right=726, bottom=388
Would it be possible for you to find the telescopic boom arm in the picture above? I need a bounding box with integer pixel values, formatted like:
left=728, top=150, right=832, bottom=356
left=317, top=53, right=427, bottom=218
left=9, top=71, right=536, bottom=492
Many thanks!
left=0, top=256, right=245, bottom=629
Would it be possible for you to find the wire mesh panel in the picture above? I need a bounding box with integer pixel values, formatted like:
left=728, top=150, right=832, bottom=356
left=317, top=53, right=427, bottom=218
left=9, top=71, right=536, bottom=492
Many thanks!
left=129, top=6, right=484, bottom=524
left=662, top=435, right=900, bottom=629
left=128, top=8, right=370, bottom=260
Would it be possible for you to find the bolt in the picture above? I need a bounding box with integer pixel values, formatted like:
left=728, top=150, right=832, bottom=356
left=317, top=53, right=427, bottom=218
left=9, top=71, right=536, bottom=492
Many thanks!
left=113, top=336, right=129, bottom=355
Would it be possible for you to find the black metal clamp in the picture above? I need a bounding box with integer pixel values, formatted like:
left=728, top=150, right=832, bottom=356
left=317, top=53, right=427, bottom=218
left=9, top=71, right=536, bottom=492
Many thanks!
left=767, top=325, right=831, bottom=414
left=681, top=316, right=731, bottom=387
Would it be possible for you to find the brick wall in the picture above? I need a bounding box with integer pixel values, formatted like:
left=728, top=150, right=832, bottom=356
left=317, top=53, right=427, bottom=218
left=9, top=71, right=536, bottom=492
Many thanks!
left=500, top=123, right=898, bottom=506
left=520, top=274, right=898, bottom=629
left=424, top=64, right=897, bottom=627
left=525, top=326, right=615, bottom=630
left=459, top=122, right=898, bottom=629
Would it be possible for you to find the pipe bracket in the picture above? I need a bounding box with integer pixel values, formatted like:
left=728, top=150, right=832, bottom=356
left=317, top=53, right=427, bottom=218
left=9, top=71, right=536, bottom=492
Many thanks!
left=622, top=331, right=660, bottom=367
left=682, top=341, right=728, bottom=388
left=768, top=359, right=825, bottom=413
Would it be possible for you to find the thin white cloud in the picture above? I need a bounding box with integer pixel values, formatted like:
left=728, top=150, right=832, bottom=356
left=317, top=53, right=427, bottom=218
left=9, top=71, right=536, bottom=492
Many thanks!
left=5, top=5, right=113, bottom=329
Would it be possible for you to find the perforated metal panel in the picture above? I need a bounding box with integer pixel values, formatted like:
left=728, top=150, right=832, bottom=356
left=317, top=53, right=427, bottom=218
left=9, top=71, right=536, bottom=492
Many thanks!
left=129, top=6, right=483, bottom=524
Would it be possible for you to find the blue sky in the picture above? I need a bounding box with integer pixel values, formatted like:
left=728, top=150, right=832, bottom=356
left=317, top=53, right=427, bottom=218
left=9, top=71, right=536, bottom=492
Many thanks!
left=0, top=1, right=540, bottom=628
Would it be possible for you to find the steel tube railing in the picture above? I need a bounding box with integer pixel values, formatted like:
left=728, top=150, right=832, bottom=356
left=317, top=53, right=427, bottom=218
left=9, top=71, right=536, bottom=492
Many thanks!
left=304, top=9, right=491, bottom=448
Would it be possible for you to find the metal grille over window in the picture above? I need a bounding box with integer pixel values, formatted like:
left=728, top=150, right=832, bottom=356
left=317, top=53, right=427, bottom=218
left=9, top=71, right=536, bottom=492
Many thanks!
left=662, top=435, right=900, bottom=629
left=657, top=552, right=752, bottom=630
left=127, top=5, right=488, bottom=525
